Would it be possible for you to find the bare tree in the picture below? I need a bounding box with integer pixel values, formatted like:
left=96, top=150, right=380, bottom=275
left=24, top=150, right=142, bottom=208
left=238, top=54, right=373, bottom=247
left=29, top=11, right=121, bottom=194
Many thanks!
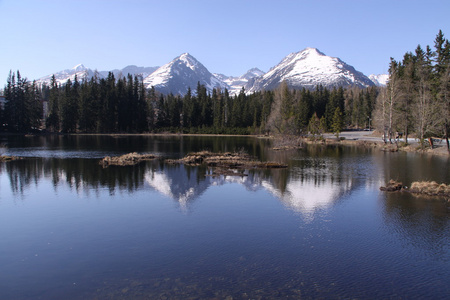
left=383, top=58, right=403, bottom=143
left=413, top=46, right=441, bottom=147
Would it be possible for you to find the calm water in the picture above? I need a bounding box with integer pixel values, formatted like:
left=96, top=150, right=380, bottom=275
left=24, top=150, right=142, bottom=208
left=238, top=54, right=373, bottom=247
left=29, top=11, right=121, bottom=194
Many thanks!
left=0, top=135, right=449, bottom=299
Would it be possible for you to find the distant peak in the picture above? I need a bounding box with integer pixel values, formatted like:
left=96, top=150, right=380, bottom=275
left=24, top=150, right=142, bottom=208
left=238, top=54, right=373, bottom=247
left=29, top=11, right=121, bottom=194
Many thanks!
left=175, top=53, right=198, bottom=63
left=179, top=52, right=192, bottom=58
left=301, top=47, right=325, bottom=56
left=247, top=67, right=264, bottom=73
left=72, top=64, right=86, bottom=71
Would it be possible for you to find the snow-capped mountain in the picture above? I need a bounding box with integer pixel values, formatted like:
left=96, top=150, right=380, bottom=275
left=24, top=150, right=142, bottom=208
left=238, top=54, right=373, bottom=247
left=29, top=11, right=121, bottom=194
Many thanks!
left=33, top=49, right=381, bottom=94
left=246, top=48, right=375, bottom=92
left=214, top=68, right=265, bottom=95
left=100, top=65, right=159, bottom=79
left=36, top=64, right=159, bottom=86
left=368, top=74, right=389, bottom=86
left=143, top=53, right=228, bottom=95
left=36, top=64, right=98, bottom=86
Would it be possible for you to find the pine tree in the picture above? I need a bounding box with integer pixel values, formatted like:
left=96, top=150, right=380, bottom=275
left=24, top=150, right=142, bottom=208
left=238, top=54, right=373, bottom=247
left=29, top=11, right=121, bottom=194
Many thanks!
left=385, top=58, right=402, bottom=142
left=78, top=78, right=92, bottom=132
left=433, top=31, right=450, bottom=151
left=308, top=112, right=322, bottom=140
left=295, top=89, right=311, bottom=134
left=331, top=107, right=343, bottom=139
left=61, top=78, right=79, bottom=133
left=46, top=75, right=61, bottom=131
left=212, top=88, right=223, bottom=130
left=28, top=80, right=43, bottom=130
left=135, top=75, right=148, bottom=132
left=413, top=45, right=440, bottom=146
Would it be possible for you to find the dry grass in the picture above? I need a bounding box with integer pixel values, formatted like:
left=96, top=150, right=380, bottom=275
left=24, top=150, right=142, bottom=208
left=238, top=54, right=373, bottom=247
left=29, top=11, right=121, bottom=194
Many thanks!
left=381, top=179, right=450, bottom=200
left=100, top=152, right=158, bottom=167
left=272, top=135, right=303, bottom=150
left=0, top=155, right=22, bottom=162
left=410, top=181, right=450, bottom=196
left=166, top=151, right=287, bottom=169
left=380, top=180, right=403, bottom=191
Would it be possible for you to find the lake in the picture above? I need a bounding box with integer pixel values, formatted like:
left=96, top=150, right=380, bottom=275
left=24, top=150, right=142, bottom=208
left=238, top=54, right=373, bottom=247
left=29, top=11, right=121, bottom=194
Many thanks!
left=0, top=135, right=449, bottom=299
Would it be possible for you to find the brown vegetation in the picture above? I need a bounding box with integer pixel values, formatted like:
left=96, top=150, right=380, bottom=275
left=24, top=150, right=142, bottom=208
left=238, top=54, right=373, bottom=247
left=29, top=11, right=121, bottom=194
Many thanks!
left=100, top=152, right=158, bottom=167
left=381, top=179, right=450, bottom=200
left=166, top=151, right=287, bottom=173
left=0, top=155, right=22, bottom=162
left=409, top=181, right=450, bottom=197
left=272, top=135, right=303, bottom=151
left=380, top=180, right=403, bottom=191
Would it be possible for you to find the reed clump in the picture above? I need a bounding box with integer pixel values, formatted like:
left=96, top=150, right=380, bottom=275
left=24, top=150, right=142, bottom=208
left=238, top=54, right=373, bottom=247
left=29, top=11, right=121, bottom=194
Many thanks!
left=0, top=155, right=22, bottom=162
left=381, top=179, right=450, bottom=200
left=166, top=151, right=287, bottom=170
left=100, top=152, right=158, bottom=167
left=409, top=181, right=450, bottom=196
left=380, top=180, right=403, bottom=191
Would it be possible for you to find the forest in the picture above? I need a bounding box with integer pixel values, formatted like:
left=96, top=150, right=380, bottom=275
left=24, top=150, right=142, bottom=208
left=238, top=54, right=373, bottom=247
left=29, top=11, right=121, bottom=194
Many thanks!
left=1, top=31, right=448, bottom=150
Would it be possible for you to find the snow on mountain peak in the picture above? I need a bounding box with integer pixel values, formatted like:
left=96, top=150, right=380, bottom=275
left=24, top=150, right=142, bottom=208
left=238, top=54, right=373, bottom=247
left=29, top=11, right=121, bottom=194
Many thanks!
left=177, top=53, right=199, bottom=72
left=143, top=53, right=227, bottom=95
left=368, top=74, right=389, bottom=86
left=247, top=48, right=374, bottom=92
left=31, top=48, right=378, bottom=95
left=72, top=64, right=86, bottom=71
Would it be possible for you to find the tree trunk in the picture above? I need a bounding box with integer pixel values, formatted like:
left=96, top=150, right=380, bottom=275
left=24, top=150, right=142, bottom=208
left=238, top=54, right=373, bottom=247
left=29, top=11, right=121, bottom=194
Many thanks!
left=445, top=124, right=450, bottom=152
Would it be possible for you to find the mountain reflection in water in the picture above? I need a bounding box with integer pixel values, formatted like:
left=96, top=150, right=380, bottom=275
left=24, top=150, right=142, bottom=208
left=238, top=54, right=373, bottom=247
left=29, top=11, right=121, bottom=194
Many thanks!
left=0, top=136, right=449, bottom=299
left=144, top=163, right=352, bottom=218
left=2, top=155, right=355, bottom=220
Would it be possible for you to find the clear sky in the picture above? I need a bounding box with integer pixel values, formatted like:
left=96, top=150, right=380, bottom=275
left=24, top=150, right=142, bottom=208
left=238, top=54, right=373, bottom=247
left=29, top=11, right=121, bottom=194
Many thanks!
left=1, top=0, right=449, bottom=85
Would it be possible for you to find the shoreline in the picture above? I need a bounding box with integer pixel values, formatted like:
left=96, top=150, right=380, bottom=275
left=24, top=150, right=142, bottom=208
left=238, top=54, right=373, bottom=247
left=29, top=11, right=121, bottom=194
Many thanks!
left=319, top=131, right=450, bottom=156
left=1, top=131, right=448, bottom=156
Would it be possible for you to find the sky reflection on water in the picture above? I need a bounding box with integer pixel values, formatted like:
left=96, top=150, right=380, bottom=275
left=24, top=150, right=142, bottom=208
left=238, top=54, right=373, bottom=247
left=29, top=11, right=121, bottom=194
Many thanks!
left=0, top=136, right=449, bottom=299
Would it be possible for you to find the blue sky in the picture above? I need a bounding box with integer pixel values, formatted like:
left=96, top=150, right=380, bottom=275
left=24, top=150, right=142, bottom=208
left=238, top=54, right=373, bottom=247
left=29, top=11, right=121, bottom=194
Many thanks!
left=1, top=0, right=449, bottom=85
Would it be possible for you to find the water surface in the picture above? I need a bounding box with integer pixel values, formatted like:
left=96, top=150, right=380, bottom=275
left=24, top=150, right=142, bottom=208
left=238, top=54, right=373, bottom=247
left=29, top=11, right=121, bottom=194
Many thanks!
left=0, top=135, right=449, bottom=299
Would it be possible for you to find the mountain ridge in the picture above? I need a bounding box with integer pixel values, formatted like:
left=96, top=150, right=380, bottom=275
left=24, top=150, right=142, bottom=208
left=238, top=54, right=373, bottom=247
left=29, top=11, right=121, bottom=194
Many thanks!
left=246, top=48, right=375, bottom=93
left=143, top=53, right=228, bottom=95
left=34, top=49, right=386, bottom=94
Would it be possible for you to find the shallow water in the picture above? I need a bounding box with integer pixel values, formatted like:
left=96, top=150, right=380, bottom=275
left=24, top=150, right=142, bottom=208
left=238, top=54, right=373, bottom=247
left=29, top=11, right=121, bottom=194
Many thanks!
left=0, top=135, right=449, bottom=299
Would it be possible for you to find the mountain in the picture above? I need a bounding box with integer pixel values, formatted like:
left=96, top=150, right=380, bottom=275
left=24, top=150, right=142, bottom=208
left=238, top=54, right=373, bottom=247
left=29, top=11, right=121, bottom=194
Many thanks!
left=143, top=53, right=228, bottom=95
left=99, top=65, right=159, bottom=79
left=36, top=64, right=159, bottom=86
left=34, top=49, right=380, bottom=94
left=214, top=68, right=265, bottom=95
left=246, top=48, right=375, bottom=93
left=36, top=64, right=99, bottom=86
left=368, top=74, right=389, bottom=86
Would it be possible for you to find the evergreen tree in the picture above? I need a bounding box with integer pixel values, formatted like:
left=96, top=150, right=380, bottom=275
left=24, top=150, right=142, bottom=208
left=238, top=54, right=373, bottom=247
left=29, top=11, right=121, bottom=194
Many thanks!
left=331, top=107, right=343, bottom=139
left=78, top=77, right=93, bottom=132
left=212, top=88, right=223, bottom=130
left=295, top=89, right=311, bottom=134
left=260, top=90, right=273, bottom=134
left=135, top=75, right=148, bottom=132
left=147, top=86, right=157, bottom=130
left=413, top=45, right=440, bottom=145
left=307, top=112, right=323, bottom=140
left=61, top=78, right=79, bottom=133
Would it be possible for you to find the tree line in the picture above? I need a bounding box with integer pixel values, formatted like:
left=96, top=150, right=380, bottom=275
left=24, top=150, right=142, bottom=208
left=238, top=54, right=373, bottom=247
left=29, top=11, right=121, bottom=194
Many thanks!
left=0, top=70, right=377, bottom=136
